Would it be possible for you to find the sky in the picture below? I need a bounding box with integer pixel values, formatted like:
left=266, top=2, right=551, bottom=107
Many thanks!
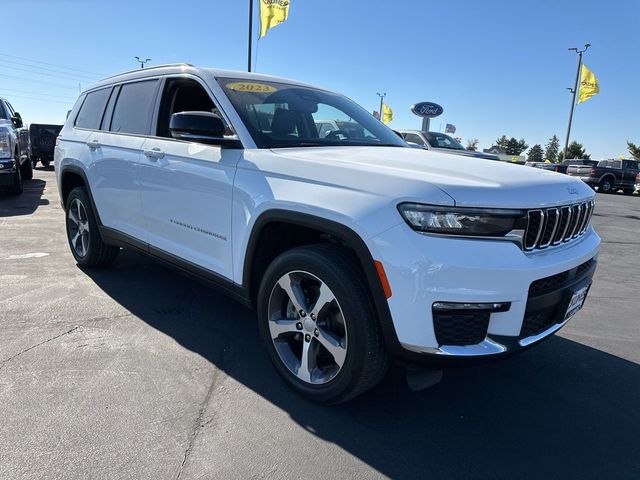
left=1, top=0, right=638, bottom=159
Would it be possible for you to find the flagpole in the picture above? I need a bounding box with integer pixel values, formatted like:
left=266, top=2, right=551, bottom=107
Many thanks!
left=247, top=0, right=253, bottom=72
left=563, top=43, right=590, bottom=160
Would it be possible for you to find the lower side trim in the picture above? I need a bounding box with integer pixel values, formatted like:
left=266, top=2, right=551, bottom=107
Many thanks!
left=99, top=226, right=251, bottom=307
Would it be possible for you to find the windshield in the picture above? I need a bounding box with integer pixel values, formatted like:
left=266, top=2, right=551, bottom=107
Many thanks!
left=423, top=132, right=466, bottom=150
left=219, top=78, right=407, bottom=149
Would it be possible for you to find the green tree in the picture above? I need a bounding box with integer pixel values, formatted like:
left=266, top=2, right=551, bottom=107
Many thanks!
left=544, top=135, right=560, bottom=163
left=527, top=144, right=544, bottom=162
left=495, top=136, right=528, bottom=155
left=627, top=141, right=640, bottom=160
left=560, top=141, right=590, bottom=160
left=466, top=138, right=479, bottom=151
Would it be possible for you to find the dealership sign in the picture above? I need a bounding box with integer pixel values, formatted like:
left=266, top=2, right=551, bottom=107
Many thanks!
left=411, top=102, right=443, bottom=118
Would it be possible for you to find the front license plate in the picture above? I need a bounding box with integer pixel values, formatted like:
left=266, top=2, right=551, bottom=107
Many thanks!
left=564, top=285, right=589, bottom=320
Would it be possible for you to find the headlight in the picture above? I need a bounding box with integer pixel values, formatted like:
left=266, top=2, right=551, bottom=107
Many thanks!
left=0, top=131, right=10, bottom=159
left=398, top=203, right=527, bottom=237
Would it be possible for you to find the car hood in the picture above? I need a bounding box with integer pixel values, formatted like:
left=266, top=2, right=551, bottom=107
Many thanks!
left=270, top=146, right=595, bottom=208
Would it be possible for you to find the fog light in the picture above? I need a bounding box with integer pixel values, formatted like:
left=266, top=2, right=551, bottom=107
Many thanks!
left=432, top=302, right=510, bottom=312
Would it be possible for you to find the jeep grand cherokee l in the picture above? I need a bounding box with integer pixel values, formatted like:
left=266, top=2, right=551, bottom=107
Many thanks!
left=55, top=64, right=600, bottom=403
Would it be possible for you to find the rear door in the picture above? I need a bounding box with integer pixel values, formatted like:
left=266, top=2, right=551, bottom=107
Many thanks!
left=89, top=79, right=160, bottom=242
left=138, top=76, right=239, bottom=280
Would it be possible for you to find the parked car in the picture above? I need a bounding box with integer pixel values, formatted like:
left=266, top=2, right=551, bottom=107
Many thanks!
left=0, top=96, right=32, bottom=194
left=556, top=158, right=598, bottom=175
left=524, top=161, right=559, bottom=172
left=55, top=64, right=600, bottom=403
left=397, top=130, right=500, bottom=160
left=30, top=123, right=63, bottom=168
left=567, top=159, right=640, bottom=194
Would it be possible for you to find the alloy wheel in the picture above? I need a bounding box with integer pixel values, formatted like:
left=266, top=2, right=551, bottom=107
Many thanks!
left=267, top=271, right=348, bottom=385
left=67, top=198, right=90, bottom=258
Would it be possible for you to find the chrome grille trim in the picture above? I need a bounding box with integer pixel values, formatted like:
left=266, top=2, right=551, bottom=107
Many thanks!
left=539, top=208, right=559, bottom=248
left=523, top=200, right=594, bottom=251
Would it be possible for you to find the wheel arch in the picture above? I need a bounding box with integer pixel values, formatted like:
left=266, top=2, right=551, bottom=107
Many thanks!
left=242, top=209, right=402, bottom=354
left=59, top=165, right=103, bottom=226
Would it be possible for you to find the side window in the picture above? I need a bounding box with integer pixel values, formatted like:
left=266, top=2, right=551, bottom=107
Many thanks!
left=75, top=88, right=111, bottom=130
left=612, top=160, right=622, bottom=169
left=404, top=133, right=425, bottom=146
left=624, top=160, right=639, bottom=170
left=155, top=78, right=232, bottom=139
left=110, top=80, right=158, bottom=135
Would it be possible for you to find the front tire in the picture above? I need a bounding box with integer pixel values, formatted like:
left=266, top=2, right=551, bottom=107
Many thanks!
left=257, top=244, right=388, bottom=404
left=41, top=159, right=51, bottom=168
left=7, top=160, right=23, bottom=195
left=20, top=157, right=33, bottom=180
left=65, top=187, right=119, bottom=267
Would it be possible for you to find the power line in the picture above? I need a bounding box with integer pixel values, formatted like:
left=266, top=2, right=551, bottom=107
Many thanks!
left=0, top=52, right=107, bottom=77
left=0, top=92, right=73, bottom=105
left=0, top=87, right=76, bottom=100
left=0, top=73, right=79, bottom=90
left=0, top=61, right=100, bottom=83
left=0, top=58, right=100, bottom=81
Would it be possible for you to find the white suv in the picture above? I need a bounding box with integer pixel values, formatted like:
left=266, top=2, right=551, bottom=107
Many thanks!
left=55, top=64, right=600, bottom=403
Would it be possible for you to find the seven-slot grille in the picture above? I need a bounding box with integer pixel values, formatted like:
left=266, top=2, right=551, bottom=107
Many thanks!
left=523, top=201, right=594, bottom=251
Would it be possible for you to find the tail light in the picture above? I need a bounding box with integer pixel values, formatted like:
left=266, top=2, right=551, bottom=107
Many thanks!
left=56, top=136, right=61, bottom=146
left=636, top=172, right=640, bottom=182
left=554, top=165, right=560, bottom=172
left=590, top=168, right=597, bottom=177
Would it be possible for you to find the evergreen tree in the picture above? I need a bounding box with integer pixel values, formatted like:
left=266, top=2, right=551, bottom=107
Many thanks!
left=495, top=136, right=528, bottom=155
left=627, top=141, right=640, bottom=160
left=561, top=141, right=590, bottom=160
left=544, top=135, right=560, bottom=163
left=527, top=144, right=544, bottom=162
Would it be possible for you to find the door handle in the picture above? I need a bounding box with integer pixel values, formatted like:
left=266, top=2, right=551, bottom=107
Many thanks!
left=87, top=139, right=101, bottom=150
left=143, top=147, right=165, bottom=160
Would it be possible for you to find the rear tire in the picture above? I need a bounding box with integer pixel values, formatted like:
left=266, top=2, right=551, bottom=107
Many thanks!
left=598, top=177, right=614, bottom=193
left=65, top=187, right=119, bottom=267
left=20, top=157, right=33, bottom=180
left=41, top=159, right=51, bottom=168
left=257, top=244, right=389, bottom=404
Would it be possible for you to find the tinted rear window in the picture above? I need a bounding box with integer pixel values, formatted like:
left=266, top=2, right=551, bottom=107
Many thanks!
left=75, top=88, right=111, bottom=130
left=110, top=80, right=158, bottom=135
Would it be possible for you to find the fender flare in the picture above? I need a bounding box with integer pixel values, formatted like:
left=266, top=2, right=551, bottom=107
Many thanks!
left=242, top=209, right=403, bottom=354
left=59, top=164, right=103, bottom=226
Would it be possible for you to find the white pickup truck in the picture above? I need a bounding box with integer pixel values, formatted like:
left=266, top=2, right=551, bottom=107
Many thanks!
left=55, top=65, right=600, bottom=403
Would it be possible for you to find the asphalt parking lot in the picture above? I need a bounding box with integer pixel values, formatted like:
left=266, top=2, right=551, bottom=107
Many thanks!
left=1, top=168, right=639, bottom=480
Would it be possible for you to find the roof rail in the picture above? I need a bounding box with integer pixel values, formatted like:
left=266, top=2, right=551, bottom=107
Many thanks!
left=98, top=63, right=195, bottom=82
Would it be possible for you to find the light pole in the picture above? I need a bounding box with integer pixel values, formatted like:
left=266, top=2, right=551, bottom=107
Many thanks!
left=563, top=43, right=590, bottom=161
left=135, top=57, right=151, bottom=69
left=248, top=0, right=253, bottom=72
left=376, top=92, right=386, bottom=121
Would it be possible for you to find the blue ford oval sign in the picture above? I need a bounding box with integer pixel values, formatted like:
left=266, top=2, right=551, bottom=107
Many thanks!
left=411, top=102, right=444, bottom=118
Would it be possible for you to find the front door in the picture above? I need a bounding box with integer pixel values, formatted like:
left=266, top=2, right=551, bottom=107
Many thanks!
left=138, top=77, right=239, bottom=280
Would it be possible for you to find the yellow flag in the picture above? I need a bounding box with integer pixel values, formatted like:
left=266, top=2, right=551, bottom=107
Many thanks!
left=382, top=103, right=393, bottom=124
left=577, top=64, right=600, bottom=104
left=260, top=0, right=290, bottom=38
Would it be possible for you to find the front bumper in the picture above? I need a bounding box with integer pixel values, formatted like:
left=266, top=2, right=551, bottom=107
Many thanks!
left=0, top=159, right=17, bottom=186
left=370, top=222, right=600, bottom=361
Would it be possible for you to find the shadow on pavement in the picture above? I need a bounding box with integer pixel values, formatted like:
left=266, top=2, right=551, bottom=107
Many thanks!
left=0, top=178, right=49, bottom=217
left=84, top=249, right=640, bottom=479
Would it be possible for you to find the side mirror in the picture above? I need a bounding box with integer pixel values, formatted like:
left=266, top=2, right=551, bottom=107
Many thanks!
left=169, top=111, right=240, bottom=148
left=12, top=112, right=23, bottom=128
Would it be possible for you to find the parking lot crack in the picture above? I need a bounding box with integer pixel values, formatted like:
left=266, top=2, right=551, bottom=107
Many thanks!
left=175, top=343, right=229, bottom=480
left=0, top=326, right=79, bottom=370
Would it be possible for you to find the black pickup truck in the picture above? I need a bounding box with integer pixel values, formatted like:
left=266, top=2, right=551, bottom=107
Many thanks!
left=566, top=158, right=640, bottom=194
left=30, top=124, right=62, bottom=168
